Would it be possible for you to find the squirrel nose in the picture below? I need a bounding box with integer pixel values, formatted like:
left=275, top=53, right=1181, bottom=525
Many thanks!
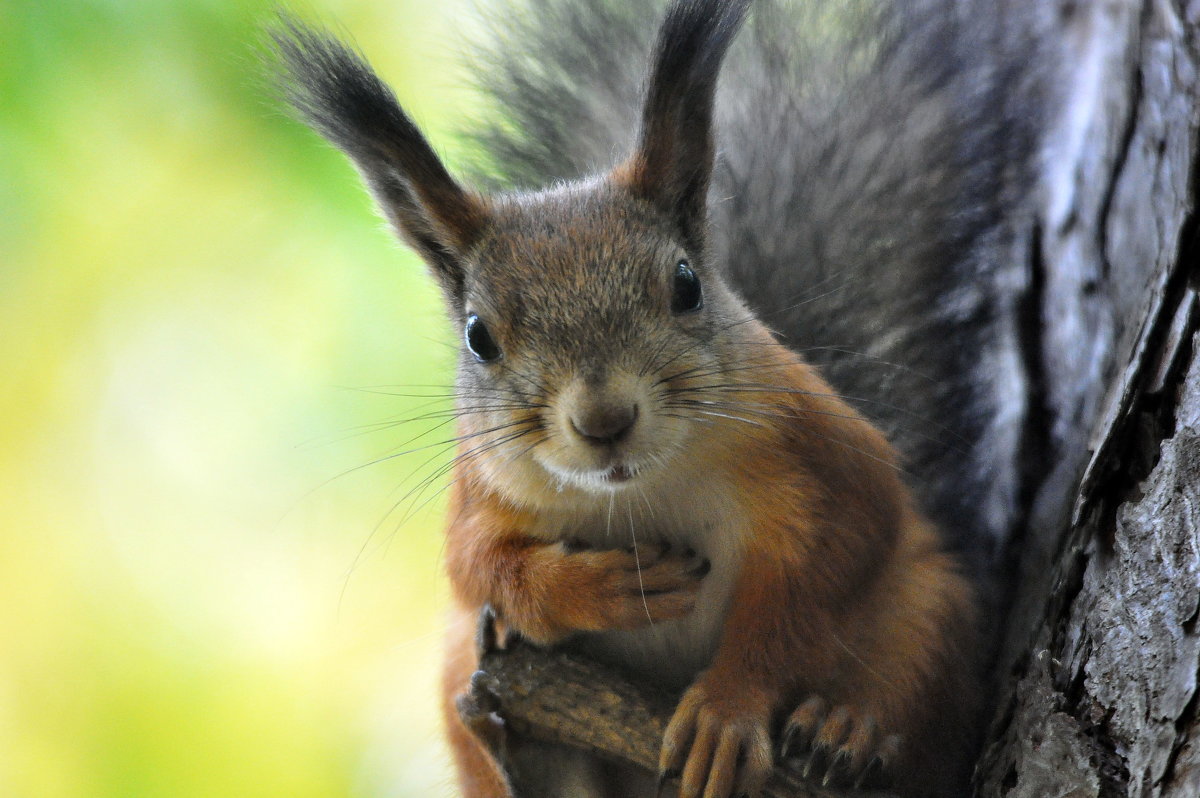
left=570, top=402, right=638, bottom=445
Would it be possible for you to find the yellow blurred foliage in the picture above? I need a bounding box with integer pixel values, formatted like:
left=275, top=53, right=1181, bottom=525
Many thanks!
left=0, top=1, right=484, bottom=795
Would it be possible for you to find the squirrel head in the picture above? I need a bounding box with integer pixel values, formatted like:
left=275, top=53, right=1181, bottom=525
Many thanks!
left=273, top=0, right=756, bottom=502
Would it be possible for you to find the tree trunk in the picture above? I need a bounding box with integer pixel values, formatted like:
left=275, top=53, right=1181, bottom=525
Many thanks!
left=464, top=1, right=1200, bottom=795
left=974, top=0, right=1200, bottom=794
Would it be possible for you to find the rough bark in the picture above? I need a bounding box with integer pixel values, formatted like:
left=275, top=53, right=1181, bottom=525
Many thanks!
left=974, top=0, right=1200, bottom=794
left=463, top=1, right=1200, bottom=796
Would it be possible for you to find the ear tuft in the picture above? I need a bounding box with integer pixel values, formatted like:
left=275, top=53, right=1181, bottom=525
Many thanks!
left=618, top=0, right=751, bottom=253
left=268, top=12, right=488, bottom=299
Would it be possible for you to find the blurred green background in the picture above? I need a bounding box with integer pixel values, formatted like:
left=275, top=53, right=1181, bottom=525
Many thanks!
left=1, top=1, right=485, bottom=795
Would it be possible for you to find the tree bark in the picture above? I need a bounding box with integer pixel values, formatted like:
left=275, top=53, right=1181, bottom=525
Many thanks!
left=974, top=0, right=1200, bottom=794
left=462, top=1, right=1200, bottom=795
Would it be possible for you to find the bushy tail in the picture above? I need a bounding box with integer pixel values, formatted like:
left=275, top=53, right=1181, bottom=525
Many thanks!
left=463, top=0, right=1051, bottom=567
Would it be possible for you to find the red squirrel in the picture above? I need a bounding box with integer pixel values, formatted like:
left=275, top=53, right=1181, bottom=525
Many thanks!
left=273, top=1, right=983, bottom=795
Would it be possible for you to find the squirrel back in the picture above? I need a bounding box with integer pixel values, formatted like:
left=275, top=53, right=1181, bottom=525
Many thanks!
left=466, top=0, right=1051, bottom=570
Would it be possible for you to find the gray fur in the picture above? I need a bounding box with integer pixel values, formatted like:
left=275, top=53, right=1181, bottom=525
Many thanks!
left=463, top=0, right=1053, bottom=567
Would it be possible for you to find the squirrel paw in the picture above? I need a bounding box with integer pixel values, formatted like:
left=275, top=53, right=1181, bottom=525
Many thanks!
left=608, top=540, right=710, bottom=626
left=475, top=603, right=523, bottom=657
left=455, top=669, right=508, bottom=759
left=778, top=695, right=900, bottom=789
left=552, top=539, right=709, bottom=634
left=657, top=678, right=772, bottom=798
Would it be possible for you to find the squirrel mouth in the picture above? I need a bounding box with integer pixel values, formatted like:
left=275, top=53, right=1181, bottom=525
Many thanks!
left=601, top=464, right=634, bottom=483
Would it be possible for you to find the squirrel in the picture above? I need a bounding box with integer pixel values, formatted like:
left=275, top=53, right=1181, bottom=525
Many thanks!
left=272, top=0, right=1047, bottom=795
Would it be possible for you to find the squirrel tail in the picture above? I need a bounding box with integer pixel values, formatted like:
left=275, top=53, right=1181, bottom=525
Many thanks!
left=463, top=0, right=1053, bottom=569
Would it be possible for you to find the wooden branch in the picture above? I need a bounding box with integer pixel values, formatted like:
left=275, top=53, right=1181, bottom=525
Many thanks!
left=465, top=636, right=897, bottom=798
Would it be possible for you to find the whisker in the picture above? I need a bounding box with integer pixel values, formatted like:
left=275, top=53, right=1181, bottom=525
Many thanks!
left=689, top=408, right=768, bottom=428
left=663, top=398, right=864, bottom=425
left=665, top=381, right=970, bottom=446
left=500, top=360, right=547, bottom=398
left=658, top=346, right=930, bottom=389
left=302, top=400, right=539, bottom=452
left=660, top=398, right=915, bottom=473
left=336, top=384, right=547, bottom=403
left=393, top=429, right=541, bottom=534
left=645, top=311, right=760, bottom=377
left=655, top=354, right=789, bottom=388
left=313, top=416, right=543, bottom=507
left=340, top=423, right=544, bottom=604
left=641, top=276, right=856, bottom=380
left=627, top=499, right=653, bottom=627
left=803, top=428, right=910, bottom=476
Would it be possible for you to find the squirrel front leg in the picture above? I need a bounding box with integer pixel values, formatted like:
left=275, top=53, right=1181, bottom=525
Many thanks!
left=445, top=489, right=709, bottom=645
left=658, top=518, right=974, bottom=798
left=776, top=530, right=979, bottom=795
left=658, top=550, right=823, bottom=798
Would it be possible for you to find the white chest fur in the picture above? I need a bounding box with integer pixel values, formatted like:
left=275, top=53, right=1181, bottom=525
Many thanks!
left=528, top=476, right=748, bottom=691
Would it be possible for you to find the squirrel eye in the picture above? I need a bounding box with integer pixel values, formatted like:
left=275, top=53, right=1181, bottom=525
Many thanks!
left=671, top=260, right=703, bottom=313
left=465, top=314, right=502, bottom=362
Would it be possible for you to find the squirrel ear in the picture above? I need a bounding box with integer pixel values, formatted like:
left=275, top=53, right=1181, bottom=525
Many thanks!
left=270, top=14, right=487, bottom=301
left=617, top=0, right=749, bottom=253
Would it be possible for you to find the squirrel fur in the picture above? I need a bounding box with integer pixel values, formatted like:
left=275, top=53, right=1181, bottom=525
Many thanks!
left=272, top=0, right=1047, bottom=795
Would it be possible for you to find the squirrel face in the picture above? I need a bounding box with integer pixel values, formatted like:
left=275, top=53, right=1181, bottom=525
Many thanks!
left=271, top=2, right=754, bottom=506
left=454, top=180, right=754, bottom=503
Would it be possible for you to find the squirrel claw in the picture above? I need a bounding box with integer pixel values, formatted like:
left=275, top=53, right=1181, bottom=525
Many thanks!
left=853, top=734, right=901, bottom=789
left=659, top=679, right=772, bottom=798
left=498, top=623, right=523, bottom=650
left=475, top=603, right=522, bottom=657
left=801, top=743, right=830, bottom=780
left=475, top=604, right=498, bottom=656
left=779, top=726, right=798, bottom=760
left=455, top=670, right=506, bottom=757
left=780, top=695, right=895, bottom=789
left=467, top=670, right=500, bottom=713
left=655, top=768, right=679, bottom=798
left=854, top=756, right=883, bottom=790
left=822, top=749, right=852, bottom=787
left=780, top=695, right=825, bottom=760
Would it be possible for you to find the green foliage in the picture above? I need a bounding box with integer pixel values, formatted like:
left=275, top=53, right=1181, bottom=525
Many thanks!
left=0, top=1, right=476, bottom=795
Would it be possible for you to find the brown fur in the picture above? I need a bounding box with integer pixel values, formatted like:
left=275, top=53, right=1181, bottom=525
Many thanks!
left=441, top=326, right=978, bottom=797
left=273, top=2, right=981, bottom=795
